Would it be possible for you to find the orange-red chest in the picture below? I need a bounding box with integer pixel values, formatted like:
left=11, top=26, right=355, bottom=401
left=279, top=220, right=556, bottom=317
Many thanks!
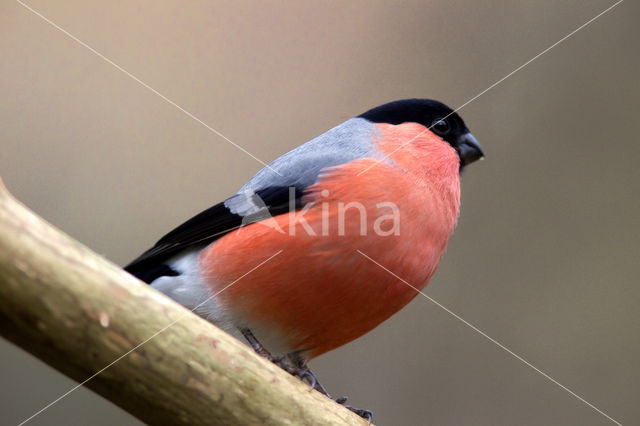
left=200, top=123, right=461, bottom=358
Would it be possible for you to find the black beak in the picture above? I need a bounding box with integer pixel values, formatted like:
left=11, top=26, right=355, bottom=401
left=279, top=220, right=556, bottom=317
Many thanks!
left=457, top=132, right=484, bottom=168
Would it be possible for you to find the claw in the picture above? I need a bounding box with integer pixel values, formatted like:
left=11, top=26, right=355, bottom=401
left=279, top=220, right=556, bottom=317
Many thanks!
left=334, top=397, right=373, bottom=422
left=298, top=369, right=317, bottom=389
left=240, top=328, right=373, bottom=422
left=347, top=407, right=373, bottom=423
left=266, top=355, right=319, bottom=389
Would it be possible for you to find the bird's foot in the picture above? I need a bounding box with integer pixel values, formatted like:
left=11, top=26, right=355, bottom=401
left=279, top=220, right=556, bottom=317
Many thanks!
left=267, top=355, right=319, bottom=389
left=335, top=396, right=373, bottom=422
left=266, top=355, right=374, bottom=422
left=240, top=328, right=319, bottom=388
left=240, top=328, right=372, bottom=421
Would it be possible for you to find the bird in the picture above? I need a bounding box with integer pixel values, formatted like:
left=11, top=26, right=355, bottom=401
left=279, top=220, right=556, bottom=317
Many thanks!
left=125, top=98, right=483, bottom=419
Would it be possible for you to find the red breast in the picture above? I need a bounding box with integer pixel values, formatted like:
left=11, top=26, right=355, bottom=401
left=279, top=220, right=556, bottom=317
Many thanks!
left=199, top=123, right=461, bottom=358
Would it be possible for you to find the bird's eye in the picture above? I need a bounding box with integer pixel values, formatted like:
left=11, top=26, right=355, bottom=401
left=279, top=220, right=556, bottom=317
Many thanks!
left=432, top=119, right=451, bottom=136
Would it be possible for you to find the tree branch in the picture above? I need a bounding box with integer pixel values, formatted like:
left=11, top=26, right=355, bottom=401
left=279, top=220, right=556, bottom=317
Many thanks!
left=0, top=181, right=367, bottom=425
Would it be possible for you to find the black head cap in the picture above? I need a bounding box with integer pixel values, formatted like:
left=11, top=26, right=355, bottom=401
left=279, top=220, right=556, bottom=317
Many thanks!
left=358, top=98, right=484, bottom=168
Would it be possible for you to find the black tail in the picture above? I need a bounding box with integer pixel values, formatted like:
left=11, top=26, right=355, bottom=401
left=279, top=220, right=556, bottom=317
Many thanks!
left=125, top=263, right=179, bottom=284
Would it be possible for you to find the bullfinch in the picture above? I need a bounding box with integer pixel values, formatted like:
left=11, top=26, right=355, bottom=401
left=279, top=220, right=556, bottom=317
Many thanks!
left=125, top=98, right=483, bottom=418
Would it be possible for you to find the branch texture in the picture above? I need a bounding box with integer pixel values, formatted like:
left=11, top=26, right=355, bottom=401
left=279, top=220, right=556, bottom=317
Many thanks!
left=0, top=182, right=366, bottom=425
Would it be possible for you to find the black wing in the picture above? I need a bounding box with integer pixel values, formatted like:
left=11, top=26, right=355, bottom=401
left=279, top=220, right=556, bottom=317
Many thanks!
left=125, top=186, right=304, bottom=283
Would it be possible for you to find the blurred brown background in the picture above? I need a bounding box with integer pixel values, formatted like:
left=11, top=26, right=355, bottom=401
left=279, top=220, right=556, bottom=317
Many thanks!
left=1, top=0, right=638, bottom=425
